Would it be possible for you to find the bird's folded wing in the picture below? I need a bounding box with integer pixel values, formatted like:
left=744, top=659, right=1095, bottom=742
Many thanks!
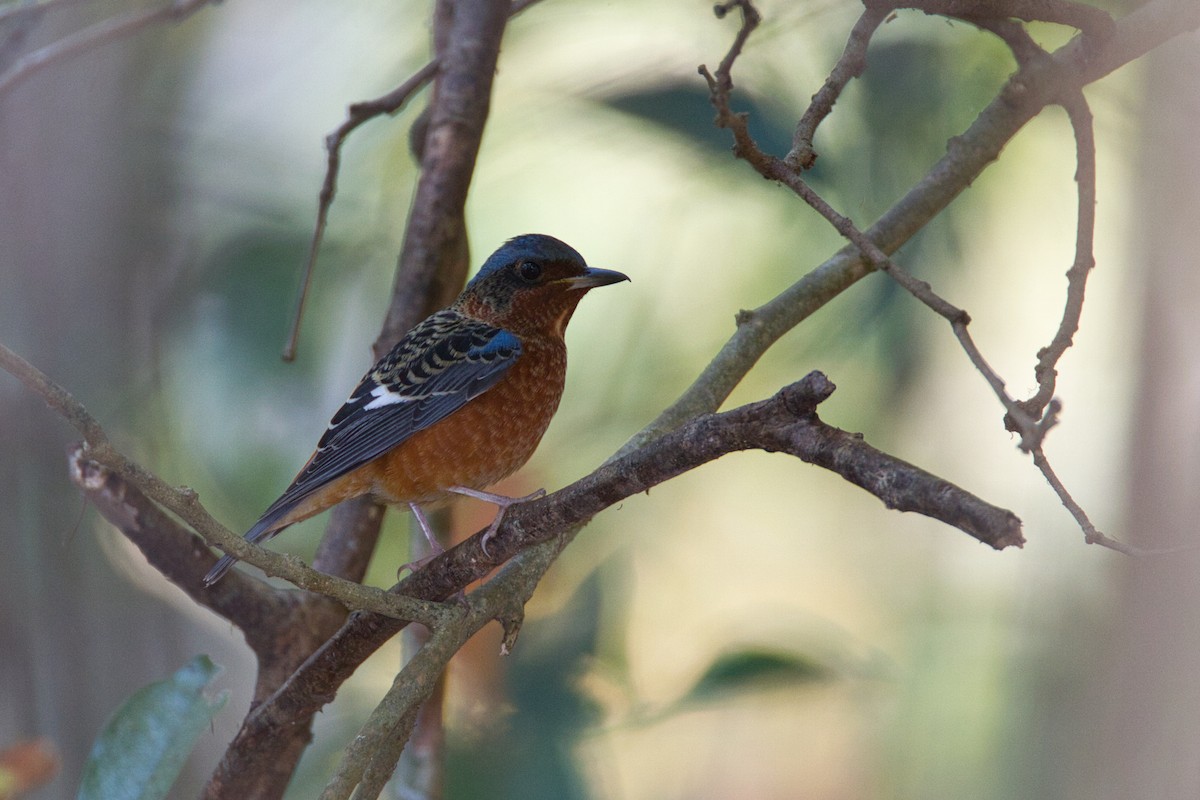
left=256, top=311, right=521, bottom=526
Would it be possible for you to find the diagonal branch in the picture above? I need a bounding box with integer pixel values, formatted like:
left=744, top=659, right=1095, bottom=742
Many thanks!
left=894, top=0, right=1116, bottom=39
left=234, top=371, right=1023, bottom=764
left=0, top=341, right=450, bottom=629
left=698, top=0, right=1159, bottom=552
left=0, top=0, right=219, bottom=100
left=787, top=3, right=891, bottom=169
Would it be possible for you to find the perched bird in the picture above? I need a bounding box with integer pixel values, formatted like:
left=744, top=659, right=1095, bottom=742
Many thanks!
left=203, top=234, right=628, bottom=586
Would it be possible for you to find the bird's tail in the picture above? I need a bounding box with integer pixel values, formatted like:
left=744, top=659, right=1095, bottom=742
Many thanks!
left=201, top=515, right=288, bottom=587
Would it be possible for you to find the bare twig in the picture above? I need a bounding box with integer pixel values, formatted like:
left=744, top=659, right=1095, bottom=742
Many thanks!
left=701, top=0, right=1143, bottom=553
left=283, top=0, right=550, bottom=362
left=702, top=13, right=1039, bottom=440
left=639, top=0, right=1198, bottom=457
left=787, top=3, right=891, bottom=169
left=281, top=61, right=438, bottom=363
left=1026, top=402, right=1135, bottom=554
left=0, top=0, right=219, bottom=100
left=1016, top=90, right=1096, bottom=427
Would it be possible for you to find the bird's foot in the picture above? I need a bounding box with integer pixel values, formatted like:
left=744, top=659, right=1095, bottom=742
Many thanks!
left=396, top=551, right=439, bottom=578
left=447, top=486, right=546, bottom=557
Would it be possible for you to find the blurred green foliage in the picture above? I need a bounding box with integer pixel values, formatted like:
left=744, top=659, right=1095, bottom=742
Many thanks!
left=77, top=656, right=227, bottom=800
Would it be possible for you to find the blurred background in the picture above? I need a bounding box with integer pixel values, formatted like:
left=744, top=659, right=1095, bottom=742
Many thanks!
left=2, top=0, right=1197, bottom=798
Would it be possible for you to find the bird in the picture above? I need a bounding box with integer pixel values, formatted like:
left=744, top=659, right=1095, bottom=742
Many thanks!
left=202, top=234, right=629, bottom=586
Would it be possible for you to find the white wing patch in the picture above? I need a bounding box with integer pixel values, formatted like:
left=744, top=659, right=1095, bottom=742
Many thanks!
left=363, top=384, right=414, bottom=411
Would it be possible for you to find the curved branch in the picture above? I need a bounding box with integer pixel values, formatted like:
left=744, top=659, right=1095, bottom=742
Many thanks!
left=1019, top=90, right=1096, bottom=423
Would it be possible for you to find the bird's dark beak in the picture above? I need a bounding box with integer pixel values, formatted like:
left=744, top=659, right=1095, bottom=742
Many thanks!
left=561, top=267, right=630, bottom=290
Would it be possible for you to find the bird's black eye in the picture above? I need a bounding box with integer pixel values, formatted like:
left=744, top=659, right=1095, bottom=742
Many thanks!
left=517, top=261, right=543, bottom=282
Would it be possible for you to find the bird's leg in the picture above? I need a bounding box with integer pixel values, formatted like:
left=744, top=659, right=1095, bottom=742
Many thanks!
left=410, top=503, right=443, bottom=551
left=447, top=486, right=546, bottom=556
left=397, top=502, right=444, bottom=576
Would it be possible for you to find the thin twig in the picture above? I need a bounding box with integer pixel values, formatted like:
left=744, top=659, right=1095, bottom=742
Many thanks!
left=0, top=341, right=110, bottom=446
left=701, top=0, right=1140, bottom=554
left=1016, top=90, right=1096, bottom=427
left=281, top=61, right=438, bottom=362
left=1026, top=403, right=1135, bottom=554
left=704, top=34, right=1040, bottom=442
left=787, top=3, right=891, bottom=169
left=0, top=0, right=218, bottom=100
left=282, top=0, right=550, bottom=362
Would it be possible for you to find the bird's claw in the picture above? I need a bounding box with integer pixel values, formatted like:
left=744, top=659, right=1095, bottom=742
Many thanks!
left=477, top=487, right=546, bottom=557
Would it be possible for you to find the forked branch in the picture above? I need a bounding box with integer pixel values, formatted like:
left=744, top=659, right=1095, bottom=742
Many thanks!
left=700, top=0, right=1138, bottom=552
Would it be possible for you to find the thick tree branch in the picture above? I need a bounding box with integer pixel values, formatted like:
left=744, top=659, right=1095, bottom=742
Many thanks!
left=376, top=0, right=511, bottom=350
left=893, top=0, right=1116, bottom=39
left=0, top=342, right=450, bottom=630
left=232, top=371, right=1023, bottom=763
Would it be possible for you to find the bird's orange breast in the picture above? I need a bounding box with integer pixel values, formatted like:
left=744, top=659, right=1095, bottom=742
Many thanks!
left=364, top=335, right=568, bottom=505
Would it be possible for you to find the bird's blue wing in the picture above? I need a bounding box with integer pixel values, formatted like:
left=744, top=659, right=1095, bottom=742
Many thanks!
left=253, top=311, right=521, bottom=529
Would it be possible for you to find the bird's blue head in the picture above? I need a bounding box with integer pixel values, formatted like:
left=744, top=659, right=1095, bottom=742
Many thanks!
left=456, top=234, right=628, bottom=333
left=470, top=234, right=588, bottom=285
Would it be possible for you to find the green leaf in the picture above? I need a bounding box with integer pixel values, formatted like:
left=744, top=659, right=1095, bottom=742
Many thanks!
left=77, top=655, right=228, bottom=800
left=684, top=649, right=831, bottom=704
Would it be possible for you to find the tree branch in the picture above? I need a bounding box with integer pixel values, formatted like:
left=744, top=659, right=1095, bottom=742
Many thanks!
left=698, top=0, right=1180, bottom=552
left=787, top=3, right=891, bottom=169
left=230, top=370, right=1023, bottom=768
left=0, top=342, right=451, bottom=630
left=283, top=0, right=550, bottom=362
left=893, top=0, right=1116, bottom=39
left=0, top=0, right=219, bottom=101
left=1016, top=90, right=1096, bottom=426
left=661, top=0, right=1199, bottom=462
left=206, top=1, right=514, bottom=795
